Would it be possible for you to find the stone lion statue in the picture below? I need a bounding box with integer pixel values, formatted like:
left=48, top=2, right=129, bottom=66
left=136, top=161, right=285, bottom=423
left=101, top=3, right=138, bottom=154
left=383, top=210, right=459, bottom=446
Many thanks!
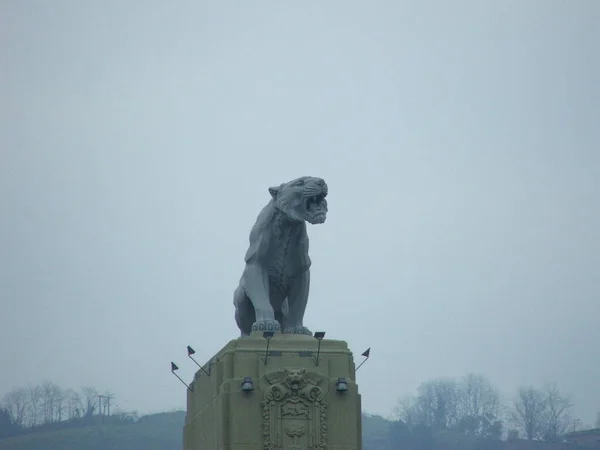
left=233, top=176, right=328, bottom=336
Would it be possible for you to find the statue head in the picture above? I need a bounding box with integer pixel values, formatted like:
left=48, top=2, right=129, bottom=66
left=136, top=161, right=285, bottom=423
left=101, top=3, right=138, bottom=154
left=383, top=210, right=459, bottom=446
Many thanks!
left=268, top=176, right=328, bottom=225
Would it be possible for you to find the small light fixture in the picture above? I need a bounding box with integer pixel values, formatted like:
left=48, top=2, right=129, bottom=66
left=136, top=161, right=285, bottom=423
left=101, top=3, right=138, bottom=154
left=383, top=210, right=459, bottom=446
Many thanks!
left=314, top=331, right=326, bottom=340
left=335, top=377, right=348, bottom=393
left=313, top=331, right=326, bottom=366
left=241, top=376, right=254, bottom=392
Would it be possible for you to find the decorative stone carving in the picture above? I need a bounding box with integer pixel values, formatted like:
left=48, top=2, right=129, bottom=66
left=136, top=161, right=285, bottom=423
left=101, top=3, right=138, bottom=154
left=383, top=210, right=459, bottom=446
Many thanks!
left=261, top=368, right=328, bottom=450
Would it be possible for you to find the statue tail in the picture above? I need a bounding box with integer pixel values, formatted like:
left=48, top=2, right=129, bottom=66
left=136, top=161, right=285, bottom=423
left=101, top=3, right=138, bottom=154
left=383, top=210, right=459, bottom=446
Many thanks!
left=234, top=285, right=254, bottom=337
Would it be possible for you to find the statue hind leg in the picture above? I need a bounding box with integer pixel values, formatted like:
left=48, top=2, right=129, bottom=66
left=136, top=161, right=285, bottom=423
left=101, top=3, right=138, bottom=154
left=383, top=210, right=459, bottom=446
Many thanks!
left=270, top=284, right=286, bottom=333
left=283, top=270, right=312, bottom=335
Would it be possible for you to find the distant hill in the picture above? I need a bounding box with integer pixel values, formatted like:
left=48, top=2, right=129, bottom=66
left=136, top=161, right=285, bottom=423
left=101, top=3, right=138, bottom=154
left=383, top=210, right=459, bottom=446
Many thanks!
left=0, top=411, right=185, bottom=450
left=0, top=411, right=592, bottom=450
left=0, top=410, right=395, bottom=450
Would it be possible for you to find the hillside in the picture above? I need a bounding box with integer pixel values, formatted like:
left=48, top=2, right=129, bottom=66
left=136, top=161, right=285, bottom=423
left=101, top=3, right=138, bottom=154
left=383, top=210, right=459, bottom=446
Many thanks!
left=0, top=411, right=591, bottom=450
left=0, top=411, right=185, bottom=450
left=0, top=411, right=398, bottom=450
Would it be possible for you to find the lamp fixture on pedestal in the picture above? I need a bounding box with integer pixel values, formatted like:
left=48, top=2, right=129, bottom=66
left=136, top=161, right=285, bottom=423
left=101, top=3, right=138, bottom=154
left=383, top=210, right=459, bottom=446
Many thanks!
left=262, top=331, right=274, bottom=366
left=335, top=377, right=348, bottom=393
left=313, top=331, right=326, bottom=366
left=241, top=377, right=254, bottom=392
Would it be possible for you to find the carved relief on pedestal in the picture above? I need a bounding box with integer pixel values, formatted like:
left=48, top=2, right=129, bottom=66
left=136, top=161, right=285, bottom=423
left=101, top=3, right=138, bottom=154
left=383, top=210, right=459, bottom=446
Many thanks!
left=261, top=369, right=328, bottom=450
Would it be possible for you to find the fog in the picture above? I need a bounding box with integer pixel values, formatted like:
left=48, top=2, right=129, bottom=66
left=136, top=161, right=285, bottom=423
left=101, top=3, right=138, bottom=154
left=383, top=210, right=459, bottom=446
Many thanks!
left=1, top=0, right=599, bottom=424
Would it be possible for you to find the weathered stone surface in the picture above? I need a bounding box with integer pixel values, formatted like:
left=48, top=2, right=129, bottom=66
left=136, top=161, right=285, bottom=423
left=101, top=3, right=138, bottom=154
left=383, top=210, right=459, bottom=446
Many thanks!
left=183, top=333, right=362, bottom=450
left=233, top=177, right=328, bottom=337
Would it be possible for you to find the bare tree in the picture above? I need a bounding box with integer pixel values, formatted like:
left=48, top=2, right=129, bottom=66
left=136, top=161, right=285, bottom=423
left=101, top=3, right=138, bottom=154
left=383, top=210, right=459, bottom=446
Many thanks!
left=39, top=381, right=64, bottom=424
left=54, top=385, right=65, bottom=422
left=539, top=383, right=575, bottom=441
left=25, top=385, right=43, bottom=427
left=80, top=387, right=98, bottom=417
left=512, top=386, right=547, bottom=440
left=3, top=383, right=104, bottom=428
left=1, top=388, right=28, bottom=427
left=64, top=389, right=83, bottom=419
left=455, top=373, right=503, bottom=438
left=395, top=395, right=420, bottom=428
left=416, top=379, right=459, bottom=431
left=40, top=382, right=54, bottom=424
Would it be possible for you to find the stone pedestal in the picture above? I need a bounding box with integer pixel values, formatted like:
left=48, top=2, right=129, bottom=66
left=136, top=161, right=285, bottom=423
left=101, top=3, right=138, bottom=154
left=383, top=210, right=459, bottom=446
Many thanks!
left=183, top=332, right=362, bottom=450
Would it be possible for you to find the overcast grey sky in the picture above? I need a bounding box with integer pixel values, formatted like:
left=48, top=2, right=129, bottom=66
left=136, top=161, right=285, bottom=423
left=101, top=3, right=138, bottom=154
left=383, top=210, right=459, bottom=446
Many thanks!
left=1, top=0, right=599, bottom=424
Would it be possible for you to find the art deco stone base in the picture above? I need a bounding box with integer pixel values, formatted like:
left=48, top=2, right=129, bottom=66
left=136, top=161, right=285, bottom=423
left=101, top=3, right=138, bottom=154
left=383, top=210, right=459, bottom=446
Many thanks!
left=183, top=332, right=362, bottom=450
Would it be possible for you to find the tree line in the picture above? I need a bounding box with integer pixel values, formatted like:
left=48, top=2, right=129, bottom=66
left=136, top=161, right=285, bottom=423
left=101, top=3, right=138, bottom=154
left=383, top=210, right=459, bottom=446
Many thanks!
left=0, top=381, right=122, bottom=439
left=2, top=375, right=597, bottom=446
left=395, top=373, right=584, bottom=442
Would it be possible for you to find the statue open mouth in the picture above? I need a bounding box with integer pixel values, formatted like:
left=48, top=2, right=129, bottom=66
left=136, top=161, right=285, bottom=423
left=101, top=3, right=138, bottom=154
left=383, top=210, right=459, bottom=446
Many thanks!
left=304, top=193, right=327, bottom=224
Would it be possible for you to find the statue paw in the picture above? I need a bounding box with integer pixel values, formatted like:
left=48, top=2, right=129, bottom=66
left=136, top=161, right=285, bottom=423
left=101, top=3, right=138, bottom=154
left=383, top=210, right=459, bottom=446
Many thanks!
left=251, top=320, right=281, bottom=333
left=283, top=326, right=312, bottom=336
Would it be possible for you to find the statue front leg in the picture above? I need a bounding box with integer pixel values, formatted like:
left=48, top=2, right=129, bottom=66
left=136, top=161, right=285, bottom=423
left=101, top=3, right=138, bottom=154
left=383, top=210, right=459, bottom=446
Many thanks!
left=283, top=271, right=312, bottom=335
left=242, top=264, right=281, bottom=333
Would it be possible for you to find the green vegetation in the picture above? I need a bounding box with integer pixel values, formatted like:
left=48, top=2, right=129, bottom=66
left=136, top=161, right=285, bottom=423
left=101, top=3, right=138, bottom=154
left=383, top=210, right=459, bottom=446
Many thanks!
left=1, top=376, right=596, bottom=449
left=1, top=410, right=597, bottom=450
left=0, top=411, right=393, bottom=450
left=0, top=411, right=184, bottom=450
